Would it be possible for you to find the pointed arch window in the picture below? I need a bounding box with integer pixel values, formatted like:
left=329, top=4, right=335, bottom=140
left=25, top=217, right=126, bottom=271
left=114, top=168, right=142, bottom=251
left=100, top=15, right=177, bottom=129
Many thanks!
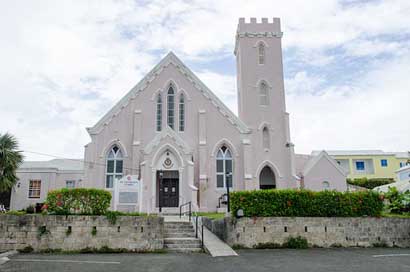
left=258, top=43, right=265, bottom=65
left=156, top=93, right=162, bottom=131
left=106, top=145, right=123, bottom=188
left=259, top=81, right=269, bottom=106
left=167, top=86, right=175, bottom=129
left=179, top=94, right=185, bottom=131
left=263, top=127, right=270, bottom=149
left=216, top=146, right=233, bottom=189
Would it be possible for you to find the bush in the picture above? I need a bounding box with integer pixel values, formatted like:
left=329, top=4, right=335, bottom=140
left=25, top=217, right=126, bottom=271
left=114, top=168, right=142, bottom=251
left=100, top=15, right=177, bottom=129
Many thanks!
left=45, top=188, right=111, bottom=215
left=284, top=236, right=308, bottom=249
left=384, top=187, right=410, bottom=214
left=347, top=178, right=394, bottom=189
left=230, top=189, right=384, bottom=217
left=25, top=205, right=35, bottom=214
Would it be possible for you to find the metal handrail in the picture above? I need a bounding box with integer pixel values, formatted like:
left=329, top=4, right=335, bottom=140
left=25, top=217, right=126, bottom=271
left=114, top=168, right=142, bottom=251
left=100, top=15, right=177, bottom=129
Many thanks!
left=179, top=201, right=192, bottom=222
left=192, top=212, right=204, bottom=250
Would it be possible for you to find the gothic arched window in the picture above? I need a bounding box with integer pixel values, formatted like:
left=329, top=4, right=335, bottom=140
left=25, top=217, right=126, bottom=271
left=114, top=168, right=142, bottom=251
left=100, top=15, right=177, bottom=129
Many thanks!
left=259, top=81, right=269, bottom=106
left=263, top=127, right=270, bottom=149
left=156, top=93, right=162, bottom=132
left=179, top=94, right=185, bottom=131
left=258, top=43, right=265, bottom=65
left=216, top=146, right=233, bottom=189
left=167, top=86, right=175, bottom=129
left=106, top=145, right=123, bottom=188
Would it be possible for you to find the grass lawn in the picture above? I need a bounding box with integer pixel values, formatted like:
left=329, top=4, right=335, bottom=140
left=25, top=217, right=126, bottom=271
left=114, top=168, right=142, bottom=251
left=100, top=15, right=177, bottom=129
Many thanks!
left=196, top=212, right=226, bottom=220
left=381, top=212, right=410, bottom=218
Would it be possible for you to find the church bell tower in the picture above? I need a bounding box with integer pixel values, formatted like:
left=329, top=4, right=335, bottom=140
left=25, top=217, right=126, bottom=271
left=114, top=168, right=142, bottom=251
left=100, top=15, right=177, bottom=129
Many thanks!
left=235, top=17, right=296, bottom=188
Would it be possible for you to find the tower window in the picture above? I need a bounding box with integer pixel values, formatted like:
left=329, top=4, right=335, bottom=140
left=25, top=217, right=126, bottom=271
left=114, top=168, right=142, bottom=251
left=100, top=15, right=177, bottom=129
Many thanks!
left=258, top=43, right=265, bottom=65
left=259, top=81, right=269, bottom=106
left=262, top=127, right=270, bottom=149
left=167, top=86, right=175, bottom=129
left=179, top=94, right=185, bottom=131
left=156, top=94, right=162, bottom=131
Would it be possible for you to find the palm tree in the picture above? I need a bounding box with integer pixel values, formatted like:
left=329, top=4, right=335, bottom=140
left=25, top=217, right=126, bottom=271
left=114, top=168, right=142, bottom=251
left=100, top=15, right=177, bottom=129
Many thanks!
left=0, top=133, right=24, bottom=192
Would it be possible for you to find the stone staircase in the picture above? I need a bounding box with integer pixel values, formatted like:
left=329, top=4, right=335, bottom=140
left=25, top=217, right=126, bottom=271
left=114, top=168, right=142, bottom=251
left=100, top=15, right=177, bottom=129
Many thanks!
left=164, top=220, right=202, bottom=253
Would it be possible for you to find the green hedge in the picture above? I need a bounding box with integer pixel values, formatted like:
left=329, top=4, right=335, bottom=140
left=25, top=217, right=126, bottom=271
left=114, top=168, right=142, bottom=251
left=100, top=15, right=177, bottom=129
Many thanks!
left=45, top=188, right=111, bottom=215
left=230, top=189, right=383, bottom=217
left=347, top=178, right=394, bottom=189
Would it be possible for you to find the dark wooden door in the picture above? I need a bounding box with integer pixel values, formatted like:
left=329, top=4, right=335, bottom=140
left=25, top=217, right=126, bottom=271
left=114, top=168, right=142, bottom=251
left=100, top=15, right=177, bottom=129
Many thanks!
left=160, top=178, right=179, bottom=207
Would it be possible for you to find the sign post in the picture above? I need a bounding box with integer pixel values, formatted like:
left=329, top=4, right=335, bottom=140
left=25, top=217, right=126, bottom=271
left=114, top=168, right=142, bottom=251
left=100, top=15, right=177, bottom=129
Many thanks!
left=114, top=175, right=140, bottom=212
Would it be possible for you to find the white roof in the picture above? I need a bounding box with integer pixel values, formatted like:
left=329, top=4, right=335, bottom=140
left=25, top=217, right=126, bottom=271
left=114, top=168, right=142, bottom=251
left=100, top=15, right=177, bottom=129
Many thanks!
left=18, top=159, right=84, bottom=171
left=396, top=164, right=410, bottom=173
left=395, top=152, right=410, bottom=159
left=373, top=180, right=410, bottom=193
left=303, top=150, right=347, bottom=177
left=311, top=150, right=396, bottom=156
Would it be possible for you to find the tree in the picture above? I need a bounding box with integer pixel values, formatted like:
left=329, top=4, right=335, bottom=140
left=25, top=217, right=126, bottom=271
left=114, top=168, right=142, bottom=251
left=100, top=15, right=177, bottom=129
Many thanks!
left=0, top=133, right=24, bottom=192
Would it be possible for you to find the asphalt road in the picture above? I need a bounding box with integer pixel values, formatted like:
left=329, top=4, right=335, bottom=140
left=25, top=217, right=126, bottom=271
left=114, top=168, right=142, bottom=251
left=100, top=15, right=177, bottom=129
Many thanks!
left=2, top=248, right=410, bottom=272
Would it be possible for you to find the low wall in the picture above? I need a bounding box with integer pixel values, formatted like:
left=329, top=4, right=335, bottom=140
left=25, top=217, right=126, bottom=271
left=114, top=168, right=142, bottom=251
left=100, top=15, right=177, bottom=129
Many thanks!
left=0, top=215, right=164, bottom=252
left=204, top=217, right=410, bottom=248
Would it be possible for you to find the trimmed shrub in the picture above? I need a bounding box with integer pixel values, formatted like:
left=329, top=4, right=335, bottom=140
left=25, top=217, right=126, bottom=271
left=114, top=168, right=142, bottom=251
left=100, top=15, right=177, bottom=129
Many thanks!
left=347, top=178, right=394, bottom=189
left=45, top=188, right=111, bottom=215
left=284, top=236, right=308, bottom=249
left=230, top=189, right=384, bottom=217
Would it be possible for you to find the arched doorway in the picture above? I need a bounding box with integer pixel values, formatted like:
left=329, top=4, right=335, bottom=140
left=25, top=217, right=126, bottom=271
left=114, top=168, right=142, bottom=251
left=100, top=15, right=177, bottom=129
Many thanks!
left=259, top=166, right=276, bottom=189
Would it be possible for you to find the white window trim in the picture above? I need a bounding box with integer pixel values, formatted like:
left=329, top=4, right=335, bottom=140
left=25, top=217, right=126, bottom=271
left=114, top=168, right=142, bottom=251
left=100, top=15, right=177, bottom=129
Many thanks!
left=355, top=160, right=366, bottom=171
left=216, top=148, right=233, bottom=189
left=28, top=179, right=41, bottom=199
left=156, top=94, right=162, bottom=132
left=105, top=147, right=124, bottom=189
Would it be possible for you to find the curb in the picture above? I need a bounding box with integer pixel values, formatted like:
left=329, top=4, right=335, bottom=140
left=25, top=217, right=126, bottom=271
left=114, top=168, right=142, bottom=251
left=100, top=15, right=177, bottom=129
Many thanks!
left=0, top=250, right=18, bottom=258
left=0, top=250, right=18, bottom=266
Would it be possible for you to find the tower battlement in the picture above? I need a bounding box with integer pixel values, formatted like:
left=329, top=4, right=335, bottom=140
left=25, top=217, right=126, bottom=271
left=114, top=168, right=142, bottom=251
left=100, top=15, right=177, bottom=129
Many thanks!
left=237, top=17, right=281, bottom=33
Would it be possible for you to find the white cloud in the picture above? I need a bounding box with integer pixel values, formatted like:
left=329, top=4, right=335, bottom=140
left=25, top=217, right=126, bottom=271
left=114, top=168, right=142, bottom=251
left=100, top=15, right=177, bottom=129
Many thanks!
left=287, top=54, right=410, bottom=154
left=0, top=0, right=409, bottom=160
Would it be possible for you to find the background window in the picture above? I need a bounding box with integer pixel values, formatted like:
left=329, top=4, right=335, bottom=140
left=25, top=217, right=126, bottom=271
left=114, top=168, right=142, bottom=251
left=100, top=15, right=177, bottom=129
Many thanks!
left=106, top=145, right=123, bottom=188
left=356, top=161, right=365, bottom=171
left=66, top=180, right=75, bottom=189
left=28, top=180, right=41, bottom=198
left=216, top=146, right=233, bottom=188
left=322, top=181, right=330, bottom=190
left=381, top=159, right=388, bottom=167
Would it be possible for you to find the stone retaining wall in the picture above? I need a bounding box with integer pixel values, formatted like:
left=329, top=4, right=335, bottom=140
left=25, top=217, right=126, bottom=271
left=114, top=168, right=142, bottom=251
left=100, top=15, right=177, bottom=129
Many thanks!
left=0, top=215, right=164, bottom=252
left=204, top=217, right=410, bottom=248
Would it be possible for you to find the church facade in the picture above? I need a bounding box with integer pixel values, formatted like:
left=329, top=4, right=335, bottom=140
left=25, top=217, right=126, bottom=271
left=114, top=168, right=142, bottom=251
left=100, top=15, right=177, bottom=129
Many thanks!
left=83, top=18, right=296, bottom=213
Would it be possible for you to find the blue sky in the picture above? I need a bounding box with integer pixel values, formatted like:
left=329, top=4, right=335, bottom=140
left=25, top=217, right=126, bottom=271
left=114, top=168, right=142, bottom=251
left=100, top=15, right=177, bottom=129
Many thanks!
left=0, top=0, right=409, bottom=160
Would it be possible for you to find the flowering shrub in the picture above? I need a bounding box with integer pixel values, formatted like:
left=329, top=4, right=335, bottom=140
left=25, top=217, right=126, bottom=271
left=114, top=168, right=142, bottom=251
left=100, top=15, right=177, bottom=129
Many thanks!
left=230, top=189, right=383, bottom=217
left=384, top=187, right=410, bottom=214
left=45, top=188, right=111, bottom=215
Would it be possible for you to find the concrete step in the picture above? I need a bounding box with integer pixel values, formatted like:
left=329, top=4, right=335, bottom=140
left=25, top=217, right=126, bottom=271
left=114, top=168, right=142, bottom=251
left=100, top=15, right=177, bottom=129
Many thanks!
left=164, top=243, right=202, bottom=249
left=166, top=247, right=203, bottom=253
left=164, top=226, right=194, bottom=231
left=165, top=232, right=196, bottom=238
left=164, top=238, right=201, bottom=245
left=164, top=221, right=192, bottom=226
